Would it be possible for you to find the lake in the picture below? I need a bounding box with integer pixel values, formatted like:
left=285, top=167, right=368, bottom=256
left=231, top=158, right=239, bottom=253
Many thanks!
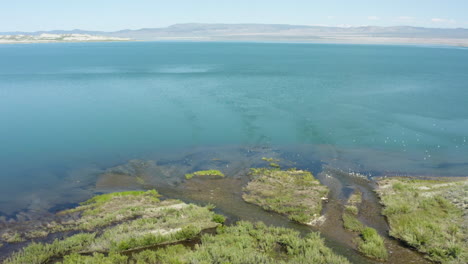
left=0, top=42, right=467, bottom=216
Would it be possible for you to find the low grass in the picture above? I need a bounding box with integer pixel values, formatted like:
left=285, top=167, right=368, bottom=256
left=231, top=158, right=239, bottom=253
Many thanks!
left=46, top=221, right=350, bottom=264
left=342, top=189, right=387, bottom=260
left=81, top=190, right=160, bottom=206
left=2, top=232, right=25, bottom=243
left=377, top=178, right=468, bottom=263
left=60, top=252, right=128, bottom=264
left=358, top=227, right=388, bottom=261
left=243, top=168, right=329, bottom=225
left=83, top=203, right=219, bottom=252
left=3, top=233, right=96, bottom=264
left=342, top=212, right=365, bottom=232
left=188, top=221, right=350, bottom=263
left=132, top=244, right=191, bottom=264
left=185, top=170, right=225, bottom=179
left=3, top=190, right=222, bottom=263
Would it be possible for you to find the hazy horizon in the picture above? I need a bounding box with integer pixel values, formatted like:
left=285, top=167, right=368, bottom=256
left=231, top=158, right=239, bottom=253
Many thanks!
left=2, top=0, right=467, bottom=32
left=2, top=22, right=468, bottom=34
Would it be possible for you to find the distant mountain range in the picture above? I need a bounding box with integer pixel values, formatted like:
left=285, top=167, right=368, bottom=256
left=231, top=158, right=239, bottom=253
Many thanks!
left=2, top=23, right=468, bottom=46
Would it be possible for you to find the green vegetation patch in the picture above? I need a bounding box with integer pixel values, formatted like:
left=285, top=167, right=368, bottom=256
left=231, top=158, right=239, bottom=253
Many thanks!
left=243, top=168, right=329, bottom=225
left=358, top=227, right=388, bottom=261
left=32, top=221, right=350, bottom=264
left=377, top=178, right=468, bottom=263
left=261, top=157, right=280, bottom=162
left=43, top=190, right=164, bottom=233
left=1, top=232, right=25, bottom=243
left=342, top=189, right=387, bottom=260
left=3, top=190, right=222, bottom=263
left=4, top=233, right=96, bottom=264
left=344, top=190, right=362, bottom=216
left=342, top=212, right=365, bottom=232
left=185, top=169, right=225, bottom=179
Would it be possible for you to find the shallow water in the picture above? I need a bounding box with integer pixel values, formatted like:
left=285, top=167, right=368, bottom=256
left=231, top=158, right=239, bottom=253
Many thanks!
left=1, top=42, right=468, bottom=215
left=0, top=146, right=436, bottom=263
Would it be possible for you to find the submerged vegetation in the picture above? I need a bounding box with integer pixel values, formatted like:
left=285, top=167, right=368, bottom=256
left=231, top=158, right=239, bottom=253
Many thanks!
left=377, top=178, right=468, bottom=263
left=243, top=168, right=329, bottom=225
left=342, top=190, right=388, bottom=261
left=261, top=157, right=281, bottom=168
left=185, top=169, right=225, bottom=179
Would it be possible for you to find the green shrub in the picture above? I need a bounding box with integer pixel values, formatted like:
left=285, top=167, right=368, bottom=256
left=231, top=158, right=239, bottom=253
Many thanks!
left=212, top=214, right=226, bottom=224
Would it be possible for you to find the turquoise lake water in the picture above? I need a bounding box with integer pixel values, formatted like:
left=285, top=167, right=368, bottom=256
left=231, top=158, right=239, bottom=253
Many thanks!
left=0, top=42, right=467, bottom=215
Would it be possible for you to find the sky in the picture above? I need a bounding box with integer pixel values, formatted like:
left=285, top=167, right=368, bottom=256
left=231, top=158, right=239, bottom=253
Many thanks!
left=1, top=0, right=467, bottom=32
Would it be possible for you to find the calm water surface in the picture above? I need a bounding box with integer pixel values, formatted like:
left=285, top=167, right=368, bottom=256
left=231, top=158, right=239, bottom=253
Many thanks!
left=0, top=42, right=467, bottom=215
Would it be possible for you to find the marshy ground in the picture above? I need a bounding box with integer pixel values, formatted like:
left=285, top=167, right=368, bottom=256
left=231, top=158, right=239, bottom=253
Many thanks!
left=376, top=177, right=467, bottom=263
left=0, top=147, right=466, bottom=263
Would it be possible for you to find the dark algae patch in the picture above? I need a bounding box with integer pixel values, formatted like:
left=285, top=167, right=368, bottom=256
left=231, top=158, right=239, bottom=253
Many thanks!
left=342, top=190, right=388, bottom=261
left=377, top=178, right=468, bottom=263
left=243, top=168, right=329, bottom=225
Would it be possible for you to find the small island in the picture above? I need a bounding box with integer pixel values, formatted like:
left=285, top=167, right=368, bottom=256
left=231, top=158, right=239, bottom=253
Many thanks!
left=243, top=168, right=329, bottom=225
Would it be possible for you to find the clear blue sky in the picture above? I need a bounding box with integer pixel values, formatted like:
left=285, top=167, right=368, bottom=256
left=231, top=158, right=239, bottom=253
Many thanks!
left=1, top=0, right=467, bottom=32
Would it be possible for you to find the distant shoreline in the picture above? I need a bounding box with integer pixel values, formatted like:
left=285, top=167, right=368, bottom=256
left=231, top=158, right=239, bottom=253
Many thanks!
left=144, top=37, right=468, bottom=47
left=1, top=37, right=467, bottom=48
left=0, top=33, right=132, bottom=44
left=2, top=23, right=468, bottom=47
